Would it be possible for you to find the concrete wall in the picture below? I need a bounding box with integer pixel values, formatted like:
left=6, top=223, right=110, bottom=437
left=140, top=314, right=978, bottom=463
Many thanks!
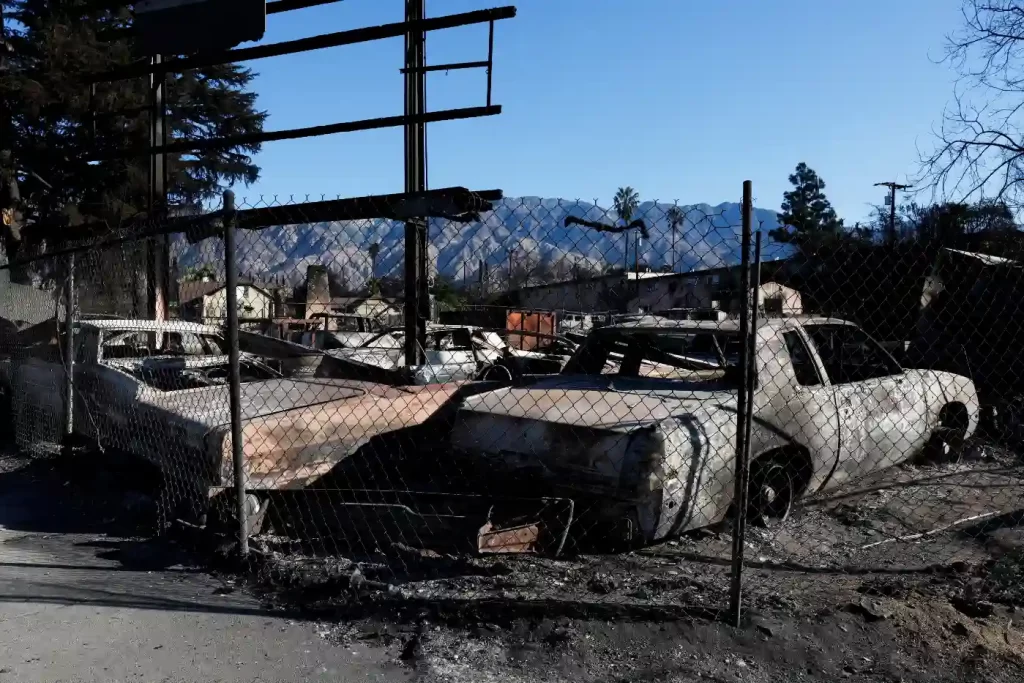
left=305, top=265, right=331, bottom=321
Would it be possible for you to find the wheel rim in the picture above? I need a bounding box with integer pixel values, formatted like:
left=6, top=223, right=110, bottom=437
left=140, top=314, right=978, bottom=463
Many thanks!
left=751, top=464, right=793, bottom=527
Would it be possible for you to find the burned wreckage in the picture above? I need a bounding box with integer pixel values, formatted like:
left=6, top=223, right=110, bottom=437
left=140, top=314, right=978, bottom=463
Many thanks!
left=0, top=312, right=980, bottom=554
left=0, top=319, right=474, bottom=526
left=449, top=317, right=979, bottom=547
left=316, top=324, right=577, bottom=385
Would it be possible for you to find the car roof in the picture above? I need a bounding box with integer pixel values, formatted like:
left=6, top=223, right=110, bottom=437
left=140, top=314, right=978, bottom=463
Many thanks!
left=79, top=319, right=223, bottom=335
left=598, top=315, right=855, bottom=334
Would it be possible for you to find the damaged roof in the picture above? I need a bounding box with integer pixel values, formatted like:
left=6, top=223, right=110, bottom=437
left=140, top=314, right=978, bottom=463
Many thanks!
left=81, top=319, right=223, bottom=335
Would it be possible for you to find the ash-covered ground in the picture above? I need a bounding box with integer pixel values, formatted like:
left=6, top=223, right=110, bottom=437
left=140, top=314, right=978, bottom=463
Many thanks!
left=14, top=438, right=1024, bottom=682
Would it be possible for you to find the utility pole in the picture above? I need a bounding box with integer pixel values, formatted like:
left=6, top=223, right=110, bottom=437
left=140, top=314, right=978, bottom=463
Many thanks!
left=874, top=181, right=911, bottom=243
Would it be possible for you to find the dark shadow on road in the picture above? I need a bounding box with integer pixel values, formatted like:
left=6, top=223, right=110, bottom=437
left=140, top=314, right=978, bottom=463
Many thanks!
left=0, top=591, right=280, bottom=618
left=0, top=453, right=159, bottom=536
left=0, top=453, right=295, bottom=620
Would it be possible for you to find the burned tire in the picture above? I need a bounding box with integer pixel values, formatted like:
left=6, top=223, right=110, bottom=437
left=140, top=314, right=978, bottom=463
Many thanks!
left=208, top=491, right=268, bottom=536
left=924, top=404, right=969, bottom=464
left=748, top=459, right=796, bottom=528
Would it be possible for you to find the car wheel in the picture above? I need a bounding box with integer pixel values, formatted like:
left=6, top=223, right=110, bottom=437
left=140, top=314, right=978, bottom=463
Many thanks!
left=924, top=427, right=966, bottom=465
left=208, top=491, right=268, bottom=536
left=748, top=460, right=795, bottom=528
left=924, top=405, right=969, bottom=464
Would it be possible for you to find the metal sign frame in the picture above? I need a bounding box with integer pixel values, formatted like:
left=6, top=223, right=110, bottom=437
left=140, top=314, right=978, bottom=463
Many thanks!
left=79, top=1, right=515, bottom=362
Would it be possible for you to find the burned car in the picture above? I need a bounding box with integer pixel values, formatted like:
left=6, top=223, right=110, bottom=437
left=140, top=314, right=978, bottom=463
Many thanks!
left=319, top=324, right=574, bottom=385
left=301, top=313, right=387, bottom=350
left=449, top=317, right=979, bottom=546
left=3, top=319, right=465, bottom=524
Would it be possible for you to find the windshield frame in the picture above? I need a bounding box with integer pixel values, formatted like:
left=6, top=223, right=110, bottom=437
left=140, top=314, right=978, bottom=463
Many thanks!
left=562, top=328, right=745, bottom=382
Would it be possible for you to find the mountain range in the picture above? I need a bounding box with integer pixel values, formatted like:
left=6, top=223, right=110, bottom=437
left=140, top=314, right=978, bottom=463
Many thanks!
left=173, top=197, right=792, bottom=288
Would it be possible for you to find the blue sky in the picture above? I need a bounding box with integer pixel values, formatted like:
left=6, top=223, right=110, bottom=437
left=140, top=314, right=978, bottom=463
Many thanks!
left=238, top=0, right=964, bottom=222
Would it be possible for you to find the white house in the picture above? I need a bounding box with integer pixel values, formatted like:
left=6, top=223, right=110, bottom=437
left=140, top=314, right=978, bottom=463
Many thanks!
left=178, top=280, right=274, bottom=325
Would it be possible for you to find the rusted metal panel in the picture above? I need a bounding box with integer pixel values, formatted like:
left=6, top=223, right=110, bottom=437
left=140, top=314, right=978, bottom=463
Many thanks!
left=506, top=310, right=555, bottom=351
left=215, top=382, right=462, bottom=489
left=477, top=520, right=539, bottom=554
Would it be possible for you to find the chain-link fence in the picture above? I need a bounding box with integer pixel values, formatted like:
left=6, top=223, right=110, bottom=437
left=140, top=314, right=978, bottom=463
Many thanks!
left=1, top=181, right=1021, bottom=623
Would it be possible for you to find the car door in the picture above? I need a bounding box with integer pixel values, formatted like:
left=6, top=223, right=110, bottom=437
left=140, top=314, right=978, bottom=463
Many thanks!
left=75, top=328, right=141, bottom=448
left=424, top=329, right=476, bottom=382
left=770, top=328, right=843, bottom=495
left=803, top=324, right=923, bottom=488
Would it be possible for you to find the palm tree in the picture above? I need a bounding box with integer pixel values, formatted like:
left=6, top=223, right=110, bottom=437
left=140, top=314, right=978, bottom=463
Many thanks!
left=613, top=186, right=640, bottom=272
left=666, top=205, right=684, bottom=273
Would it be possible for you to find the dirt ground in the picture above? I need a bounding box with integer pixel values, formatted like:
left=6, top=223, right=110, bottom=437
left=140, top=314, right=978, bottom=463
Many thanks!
left=227, top=438, right=1024, bottom=682
left=11, top=438, right=1024, bottom=682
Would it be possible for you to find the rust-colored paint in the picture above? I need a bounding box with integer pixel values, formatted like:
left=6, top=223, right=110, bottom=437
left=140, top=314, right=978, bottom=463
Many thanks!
left=477, top=521, right=540, bottom=554
left=216, top=382, right=462, bottom=489
left=506, top=310, right=555, bottom=351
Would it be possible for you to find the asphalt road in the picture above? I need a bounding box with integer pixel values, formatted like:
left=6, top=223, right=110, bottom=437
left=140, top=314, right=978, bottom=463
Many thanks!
left=0, top=455, right=401, bottom=683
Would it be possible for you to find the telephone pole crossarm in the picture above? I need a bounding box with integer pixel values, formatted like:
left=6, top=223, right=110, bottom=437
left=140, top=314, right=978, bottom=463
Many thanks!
left=874, top=181, right=912, bottom=243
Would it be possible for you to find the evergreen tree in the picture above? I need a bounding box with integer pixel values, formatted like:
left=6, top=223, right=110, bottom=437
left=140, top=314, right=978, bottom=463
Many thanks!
left=0, top=0, right=267, bottom=226
left=900, top=200, right=1015, bottom=244
left=769, top=163, right=844, bottom=250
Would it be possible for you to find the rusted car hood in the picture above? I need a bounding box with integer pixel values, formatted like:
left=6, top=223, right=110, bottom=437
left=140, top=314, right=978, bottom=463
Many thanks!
left=148, top=378, right=463, bottom=490
left=233, top=380, right=461, bottom=489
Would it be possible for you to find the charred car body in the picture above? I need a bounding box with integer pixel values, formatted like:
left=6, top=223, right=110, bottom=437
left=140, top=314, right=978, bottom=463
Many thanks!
left=449, top=317, right=979, bottom=546
left=1, top=319, right=467, bottom=524
left=318, top=324, right=575, bottom=386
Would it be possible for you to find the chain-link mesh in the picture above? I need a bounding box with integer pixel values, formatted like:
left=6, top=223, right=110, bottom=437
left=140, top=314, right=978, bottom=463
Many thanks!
left=1, top=184, right=1020, bottom=620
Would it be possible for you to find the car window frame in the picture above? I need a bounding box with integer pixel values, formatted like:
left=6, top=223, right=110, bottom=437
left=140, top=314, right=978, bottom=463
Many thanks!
left=782, top=330, right=824, bottom=387
left=564, top=329, right=745, bottom=381
left=802, top=323, right=902, bottom=386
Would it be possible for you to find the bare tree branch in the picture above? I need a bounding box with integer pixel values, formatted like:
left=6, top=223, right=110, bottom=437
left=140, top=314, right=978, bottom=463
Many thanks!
left=920, top=1, right=1024, bottom=207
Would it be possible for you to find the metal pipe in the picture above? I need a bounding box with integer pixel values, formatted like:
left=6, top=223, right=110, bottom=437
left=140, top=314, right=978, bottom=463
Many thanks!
left=96, top=0, right=347, bottom=43
left=90, top=106, right=502, bottom=161
left=0, top=187, right=504, bottom=269
left=729, top=180, right=754, bottom=627
left=90, top=6, right=517, bottom=82
left=403, top=0, right=428, bottom=368
left=400, top=59, right=489, bottom=74
left=266, top=0, right=344, bottom=14
left=63, top=254, right=75, bottom=438
left=486, top=20, right=495, bottom=106
left=222, top=190, right=249, bottom=558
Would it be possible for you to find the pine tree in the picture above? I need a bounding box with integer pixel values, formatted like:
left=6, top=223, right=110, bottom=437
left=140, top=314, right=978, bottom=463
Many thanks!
left=769, top=163, right=843, bottom=250
left=1, top=0, right=267, bottom=226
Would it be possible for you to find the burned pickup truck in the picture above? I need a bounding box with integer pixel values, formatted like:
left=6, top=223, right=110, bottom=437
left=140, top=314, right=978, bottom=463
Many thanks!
left=1, top=319, right=467, bottom=525
left=449, top=316, right=979, bottom=546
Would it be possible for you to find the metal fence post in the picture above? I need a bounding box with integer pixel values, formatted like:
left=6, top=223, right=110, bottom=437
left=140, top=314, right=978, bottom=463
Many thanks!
left=63, top=253, right=75, bottom=439
left=222, top=189, right=249, bottom=557
left=729, top=180, right=755, bottom=626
